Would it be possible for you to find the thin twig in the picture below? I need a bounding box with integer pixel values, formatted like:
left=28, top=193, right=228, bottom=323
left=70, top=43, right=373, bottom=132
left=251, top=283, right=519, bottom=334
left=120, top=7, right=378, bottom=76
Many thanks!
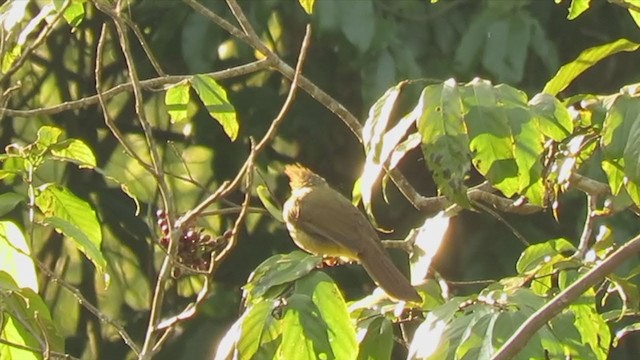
left=492, top=232, right=640, bottom=360
left=472, top=200, right=530, bottom=247
left=574, top=194, right=598, bottom=259
left=32, top=258, right=140, bottom=354
left=95, top=24, right=154, bottom=173
left=176, top=24, right=312, bottom=228
left=0, top=338, right=77, bottom=360
left=0, top=59, right=270, bottom=117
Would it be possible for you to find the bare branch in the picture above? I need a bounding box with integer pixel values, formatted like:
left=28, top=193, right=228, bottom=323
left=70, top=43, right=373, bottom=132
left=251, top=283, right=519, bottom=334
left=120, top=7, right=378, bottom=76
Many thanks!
left=0, top=60, right=270, bottom=117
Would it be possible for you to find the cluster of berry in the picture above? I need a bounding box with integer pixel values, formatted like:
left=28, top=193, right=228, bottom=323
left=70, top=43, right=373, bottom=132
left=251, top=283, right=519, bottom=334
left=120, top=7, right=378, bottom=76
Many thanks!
left=156, top=210, right=224, bottom=276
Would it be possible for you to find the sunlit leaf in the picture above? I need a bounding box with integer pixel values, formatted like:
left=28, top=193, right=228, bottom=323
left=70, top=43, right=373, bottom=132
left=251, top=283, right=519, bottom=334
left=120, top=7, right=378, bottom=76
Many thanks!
left=0, top=221, right=37, bottom=291
left=567, top=0, right=591, bottom=19
left=461, top=79, right=519, bottom=196
left=50, top=138, right=97, bottom=167
left=543, top=39, right=640, bottom=96
left=295, top=272, right=357, bottom=359
left=279, top=294, right=333, bottom=360
left=298, top=0, right=315, bottom=14
left=191, top=74, right=239, bottom=141
left=516, top=238, right=575, bottom=274
left=418, top=79, right=471, bottom=207
left=165, top=80, right=191, bottom=123
left=43, top=217, right=107, bottom=283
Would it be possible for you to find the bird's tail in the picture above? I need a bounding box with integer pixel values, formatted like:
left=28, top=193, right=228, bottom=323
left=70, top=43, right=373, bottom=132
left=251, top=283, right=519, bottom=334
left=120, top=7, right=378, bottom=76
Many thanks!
left=359, top=245, right=421, bottom=302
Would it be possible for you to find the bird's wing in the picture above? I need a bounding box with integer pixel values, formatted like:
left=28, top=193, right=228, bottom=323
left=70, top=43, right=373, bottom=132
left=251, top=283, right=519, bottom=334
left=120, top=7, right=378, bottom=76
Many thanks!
left=290, top=187, right=378, bottom=258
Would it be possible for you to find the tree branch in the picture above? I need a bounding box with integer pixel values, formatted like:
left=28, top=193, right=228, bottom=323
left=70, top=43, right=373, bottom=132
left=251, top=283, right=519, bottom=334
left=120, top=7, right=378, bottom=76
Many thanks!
left=492, top=233, right=640, bottom=360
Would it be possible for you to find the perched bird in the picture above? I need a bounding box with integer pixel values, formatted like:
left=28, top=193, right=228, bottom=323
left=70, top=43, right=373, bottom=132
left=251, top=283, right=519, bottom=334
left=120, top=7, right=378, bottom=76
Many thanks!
left=282, top=164, right=421, bottom=302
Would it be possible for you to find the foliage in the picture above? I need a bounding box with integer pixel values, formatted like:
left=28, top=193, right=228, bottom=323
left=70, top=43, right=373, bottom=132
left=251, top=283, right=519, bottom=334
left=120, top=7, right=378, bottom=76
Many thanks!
left=2, top=0, right=640, bottom=359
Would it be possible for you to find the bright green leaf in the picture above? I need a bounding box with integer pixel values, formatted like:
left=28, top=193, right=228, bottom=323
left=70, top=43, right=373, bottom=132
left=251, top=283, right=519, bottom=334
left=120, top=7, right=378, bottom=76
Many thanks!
left=0, top=221, right=37, bottom=291
left=50, top=138, right=97, bottom=167
left=295, top=272, right=358, bottom=360
left=35, top=126, right=62, bottom=149
left=543, top=39, right=640, bottom=96
left=567, top=0, right=591, bottom=20
left=165, top=80, right=191, bottom=123
left=43, top=216, right=107, bottom=282
left=53, top=0, right=85, bottom=27
left=191, top=74, right=239, bottom=141
left=298, top=0, right=315, bottom=14
left=418, top=80, right=471, bottom=207
left=279, top=294, right=333, bottom=360
left=461, top=80, right=519, bottom=196
left=516, top=238, right=576, bottom=274
left=529, top=93, right=573, bottom=141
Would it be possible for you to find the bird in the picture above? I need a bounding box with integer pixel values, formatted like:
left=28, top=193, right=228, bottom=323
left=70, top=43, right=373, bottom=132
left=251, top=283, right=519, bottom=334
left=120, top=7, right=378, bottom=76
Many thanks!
left=282, top=164, right=421, bottom=302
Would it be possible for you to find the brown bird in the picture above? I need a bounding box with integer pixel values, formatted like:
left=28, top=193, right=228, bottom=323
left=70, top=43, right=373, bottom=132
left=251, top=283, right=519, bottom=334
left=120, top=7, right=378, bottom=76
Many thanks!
left=282, top=164, right=421, bottom=302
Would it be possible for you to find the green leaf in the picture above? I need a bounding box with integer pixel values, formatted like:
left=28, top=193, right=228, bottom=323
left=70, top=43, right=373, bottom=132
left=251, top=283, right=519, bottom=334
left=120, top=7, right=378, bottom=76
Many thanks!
left=50, top=138, right=97, bottom=167
left=529, top=93, right=573, bottom=141
left=570, top=302, right=610, bottom=359
left=243, top=251, right=321, bottom=304
left=0, top=192, right=25, bottom=217
left=279, top=294, right=333, bottom=360
left=1, top=286, right=64, bottom=358
left=495, top=85, right=545, bottom=205
left=43, top=216, right=107, bottom=282
left=567, top=0, right=591, bottom=20
left=418, top=80, right=471, bottom=207
left=356, top=317, right=393, bottom=360
left=165, top=80, right=191, bottom=123
left=191, top=74, right=239, bottom=141
left=257, top=185, right=284, bottom=223
left=295, top=272, right=358, bottom=360
left=237, top=301, right=281, bottom=360
left=35, top=126, right=62, bottom=149
left=0, top=221, right=38, bottom=291
left=543, top=39, right=640, bottom=96
left=461, top=80, right=519, bottom=196
left=53, top=0, right=85, bottom=27
left=35, top=185, right=103, bottom=270
left=516, top=238, right=576, bottom=274
left=482, top=13, right=531, bottom=83
left=298, top=0, right=315, bottom=14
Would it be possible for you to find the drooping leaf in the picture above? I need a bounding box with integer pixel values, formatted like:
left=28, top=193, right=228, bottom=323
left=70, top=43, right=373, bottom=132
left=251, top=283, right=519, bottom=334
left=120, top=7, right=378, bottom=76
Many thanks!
left=356, top=317, right=393, bottom=360
left=257, top=185, right=284, bottom=222
left=295, top=272, right=357, bottom=359
left=191, top=74, right=239, bottom=141
left=43, top=216, right=108, bottom=283
left=461, top=79, right=519, bottom=196
left=417, top=79, right=471, bottom=207
left=529, top=93, right=573, bottom=141
left=543, top=39, right=640, bottom=96
left=279, top=294, right=333, bottom=360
